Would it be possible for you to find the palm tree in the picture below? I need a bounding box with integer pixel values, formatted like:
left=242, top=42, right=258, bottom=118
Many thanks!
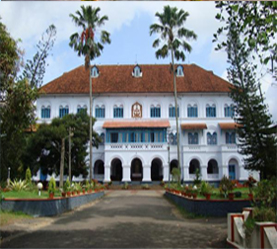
left=69, top=6, right=111, bottom=183
left=150, top=6, right=197, bottom=184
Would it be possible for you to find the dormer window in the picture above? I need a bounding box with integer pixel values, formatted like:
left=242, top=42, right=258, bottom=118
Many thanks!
left=176, top=65, right=184, bottom=77
left=132, top=65, right=142, bottom=78
left=91, top=65, right=99, bottom=78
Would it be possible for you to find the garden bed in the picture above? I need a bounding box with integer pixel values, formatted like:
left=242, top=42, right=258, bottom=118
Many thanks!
left=165, top=191, right=252, bottom=217
left=0, top=191, right=105, bottom=217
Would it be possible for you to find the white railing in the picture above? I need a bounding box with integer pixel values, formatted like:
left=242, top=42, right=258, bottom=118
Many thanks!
left=221, top=144, right=237, bottom=152
left=207, top=174, right=219, bottom=179
left=105, top=143, right=167, bottom=151
left=227, top=208, right=277, bottom=249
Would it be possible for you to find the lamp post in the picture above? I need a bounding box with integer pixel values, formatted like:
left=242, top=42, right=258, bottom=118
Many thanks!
left=7, top=167, right=10, bottom=186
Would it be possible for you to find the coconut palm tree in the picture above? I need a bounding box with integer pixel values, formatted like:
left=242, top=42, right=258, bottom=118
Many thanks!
left=69, top=6, right=111, bottom=183
left=150, top=6, right=197, bottom=184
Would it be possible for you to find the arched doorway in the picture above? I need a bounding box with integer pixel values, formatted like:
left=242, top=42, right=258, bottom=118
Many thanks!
left=94, top=160, right=104, bottom=181
left=189, top=159, right=200, bottom=174
left=228, top=159, right=238, bottom=180
left=170, top=160, right=178, bottom=174
left=111, top=158, right=122, bottom=181
left=151, top=158, right=163, bottom=181
left=207, top=159, right=219, bottom=174
left=131, top=158, right=143, bottom=181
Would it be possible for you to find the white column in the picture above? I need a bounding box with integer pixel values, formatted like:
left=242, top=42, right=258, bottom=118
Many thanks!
left=104, top=166, right=111, bottom=182
left=201, top=165, right=207, bottom=181
left=142, top=165, right=151, bottom=182
left=183, top=166, right=189, bottom=181
left=163, top=165, right=169, bottom=182
left=221, top=165, right=228, bottom=179
left=122, top=165, right=131, bottom=182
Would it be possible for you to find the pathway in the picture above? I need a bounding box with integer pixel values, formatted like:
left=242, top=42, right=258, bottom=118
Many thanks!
left=0, top=190, right=228, bottom=248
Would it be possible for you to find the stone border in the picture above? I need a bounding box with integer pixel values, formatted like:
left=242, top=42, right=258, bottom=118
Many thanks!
left=0, top=191, right=105, bottom=217
left=165, top=191, right=251, bottom=217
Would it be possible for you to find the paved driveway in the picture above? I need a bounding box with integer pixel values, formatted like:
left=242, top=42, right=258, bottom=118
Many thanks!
left=0, top=190, right=228, bottom=248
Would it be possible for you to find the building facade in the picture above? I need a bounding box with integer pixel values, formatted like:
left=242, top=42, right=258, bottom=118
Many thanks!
left=37, top=64, right=254, bottom=183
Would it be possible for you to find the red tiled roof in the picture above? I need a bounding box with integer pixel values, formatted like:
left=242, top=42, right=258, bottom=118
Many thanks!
left=40, top=64, right=233, bottom=94
left=103, top=120, right=170, bottom=128
left=181, top=123, right=207, bottom=130
left=219, top=123, right=242, bottom=130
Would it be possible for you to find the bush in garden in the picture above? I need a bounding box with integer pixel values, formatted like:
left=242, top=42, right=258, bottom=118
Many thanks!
left=219, top=175, right=234, bottom=198
left=10, top=179, right=28, bottom=191
left=48, top=177, right=56, bottom=194
left=25, top=167, right=32, bottom=185
left=172, top=168, right=181, bottom=184
left=234, top=191, right=242, bottom=198
left=200, top=181, right=213, bottom=195
left=193, top=168, right=202, bottom=186
left=63, top=178, right=70, bottom=193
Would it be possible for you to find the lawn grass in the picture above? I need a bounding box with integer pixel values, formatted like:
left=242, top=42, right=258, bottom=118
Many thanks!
left=0, top=210, right=33, bottom=226
left=1, top=190, right=62, bottom=199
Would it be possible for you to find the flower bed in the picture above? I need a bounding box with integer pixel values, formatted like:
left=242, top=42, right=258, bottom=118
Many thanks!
left=0, top=191, right=105, bottom=217
left=165, top=190, right=252, bottom=217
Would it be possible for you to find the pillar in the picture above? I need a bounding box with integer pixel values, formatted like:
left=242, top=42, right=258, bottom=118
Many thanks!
left=183, top=166, right=189, bottom=181
left=201, top=165, right=208, bottom=181
left=104, top=166, right=111, bottom=183
left=122, top=165, right=131, bottom=182
left=163, top=165, right=169, bottom=182
left=142, top=165, right=151, bottom=182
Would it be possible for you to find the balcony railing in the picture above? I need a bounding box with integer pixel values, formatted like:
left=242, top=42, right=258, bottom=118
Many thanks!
left=105, top=143, right=167, bottom=151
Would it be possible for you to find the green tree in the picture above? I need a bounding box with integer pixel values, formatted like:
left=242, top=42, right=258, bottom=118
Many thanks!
left=23, top=112, right=101, bottom=184
left=0, top=20, right=57, bottom=181
left=149, top=6, right=197, bottom=183
left=214, top=1, right=277, bottom=80
left=221, top=14, right=276, bottom=179
left=69, top=6, right=111, bottom=182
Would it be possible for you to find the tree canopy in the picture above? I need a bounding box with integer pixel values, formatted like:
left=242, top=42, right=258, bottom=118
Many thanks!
left=23, top=111, right=101, bottom=179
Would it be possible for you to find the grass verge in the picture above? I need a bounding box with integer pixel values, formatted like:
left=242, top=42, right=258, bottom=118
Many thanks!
left=0, top=210, right=32, bottom=226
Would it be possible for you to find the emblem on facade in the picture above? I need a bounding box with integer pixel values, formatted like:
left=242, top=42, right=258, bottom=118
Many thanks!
left=132, top=102, right=142, bottom=118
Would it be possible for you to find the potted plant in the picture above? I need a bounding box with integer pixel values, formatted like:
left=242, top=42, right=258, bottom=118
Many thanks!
left=186, top=185, right=192, bottom=198
left=48, top=177, right=56, bottom=199
left=191, top=185, right=198, bottom=199
left=75, top=182, right=82, bottom=195
left=63, top=178, right=70, bottom=197
left=219, top=175, right=234, bottom=199
left=200, top=181, right=213, bottom=200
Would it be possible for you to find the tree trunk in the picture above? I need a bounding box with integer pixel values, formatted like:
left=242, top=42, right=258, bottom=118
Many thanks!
left=59, top=138, right=65, bottom=188
left=171, top=46, right=181, bottom=185
left=89, top=61, right=93, bottom=183
left=69, top=127, right=72, bottom=183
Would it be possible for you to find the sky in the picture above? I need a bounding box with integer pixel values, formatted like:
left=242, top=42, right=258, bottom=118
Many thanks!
left=0, top=1, right=276, bottom=121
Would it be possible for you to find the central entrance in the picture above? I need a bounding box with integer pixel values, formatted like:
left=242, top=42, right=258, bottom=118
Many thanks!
left=131, top=158, right=143, bottom=181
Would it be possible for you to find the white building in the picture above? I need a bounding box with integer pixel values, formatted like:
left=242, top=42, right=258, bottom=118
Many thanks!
left=37, top=64, right=252, bottom=184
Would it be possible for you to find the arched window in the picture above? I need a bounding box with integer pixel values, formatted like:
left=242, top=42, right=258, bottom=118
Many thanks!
left=133, top=65, right=142, bottom=78
left=169, top=104, right=179, bottom=118
left=41, top=105, right=51, bottom=119
left=114, top=104, right=124, bottom=118
left=169, top=132, right=177, bottom=145
left=189, top=159, right=200, bottom=174
left=226, top=132, right=236, bottom=144
left=224, top=104, right=234, bottom=117
left=206, top=104, right=216, bottom=117
left=176, top=65, right=184, bottom=77
left=95, top=105, right=105, bottom=118
left=188, top=132, right=198, bottom=145
left=77, top=105, right=87, bottom=114
left=91, top=65, right=99, bottom=78
left=207, top=159, right=219, bottom=174
left=207, top=132, right=217, bottom=145
left=59, top=105, right=69, bottom=118
left=150, top=104, right=161, bottom=118
left=187, top=104, right=198, bottom=117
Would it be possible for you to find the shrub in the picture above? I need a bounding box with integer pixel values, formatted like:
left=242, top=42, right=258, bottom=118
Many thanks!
left=254, top=178, right=276, bottom=208
left=246, top=176, right=257, bottom=193
left=193, top=169, right=202, bottom=186
left=142, top=184, right=149, bottom=190
left=172, top=168, right=181, bottom=183
left=200, top=181, right=213, bottom=195
left=234, top=191, right=242, bottom=198
left=63, top=178, right=70, bottom=192
left=25, top=168, right=32, bottom=185
left=122, top=182, right=128, bottom=190
left=10, top=179, right=28, bottom=191
left=48, top=177, right=56, bottom=194
left=219, top=175, right=234, bottom=198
